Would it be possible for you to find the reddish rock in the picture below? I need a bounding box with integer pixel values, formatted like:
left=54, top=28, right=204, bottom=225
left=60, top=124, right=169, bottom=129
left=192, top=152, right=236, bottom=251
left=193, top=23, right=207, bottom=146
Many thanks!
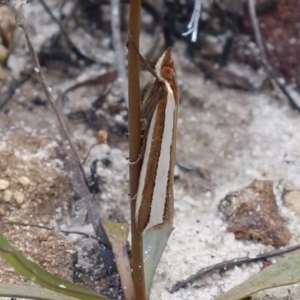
left=219, top=180, right=291, bottom=246
left=240, top=0, right=300, bottom=88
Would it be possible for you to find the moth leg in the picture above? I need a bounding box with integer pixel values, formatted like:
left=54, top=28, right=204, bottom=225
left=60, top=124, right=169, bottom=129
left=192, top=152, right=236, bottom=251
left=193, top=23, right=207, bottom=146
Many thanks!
left=141, top=118, right=147, bottom=131
left=127, top=126, right=145, bottom=165
left=129, top=193, right=137, bottom=201
left=127, top=155, right=142, bottom=165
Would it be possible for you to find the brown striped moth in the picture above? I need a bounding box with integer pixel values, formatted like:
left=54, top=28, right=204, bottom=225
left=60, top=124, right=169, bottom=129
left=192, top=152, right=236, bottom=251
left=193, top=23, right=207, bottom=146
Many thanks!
left=135, top=48, right=180, bottom=233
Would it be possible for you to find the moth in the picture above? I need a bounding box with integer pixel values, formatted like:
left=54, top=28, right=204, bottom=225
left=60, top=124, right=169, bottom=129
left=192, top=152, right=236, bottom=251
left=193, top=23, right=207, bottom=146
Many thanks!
left=135, top=48, right=180, bottom=233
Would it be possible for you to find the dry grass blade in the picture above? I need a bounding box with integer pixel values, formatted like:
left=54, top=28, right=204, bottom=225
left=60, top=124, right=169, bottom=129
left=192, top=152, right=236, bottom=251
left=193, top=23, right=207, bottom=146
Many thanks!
left=38, top=0, right=95, bottom=64
left=103, top=220, right=135, bottom=300
left=14, top=3, right=116, bottom=274
left=110, top=0, right=128, bottom=104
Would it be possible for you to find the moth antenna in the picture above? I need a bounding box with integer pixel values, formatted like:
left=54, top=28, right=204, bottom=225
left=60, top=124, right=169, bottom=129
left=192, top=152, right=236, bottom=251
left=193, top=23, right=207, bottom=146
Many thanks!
left=156, top=48, right=175, bottom=81
left=127, top=34, right=158, bottom=79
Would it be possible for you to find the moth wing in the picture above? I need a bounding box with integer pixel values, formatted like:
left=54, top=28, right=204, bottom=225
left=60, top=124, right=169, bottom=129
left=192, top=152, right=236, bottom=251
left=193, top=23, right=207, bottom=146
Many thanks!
left=143, top=87, right=176, bottom=232
left=140, top=79, right=164, bottom=157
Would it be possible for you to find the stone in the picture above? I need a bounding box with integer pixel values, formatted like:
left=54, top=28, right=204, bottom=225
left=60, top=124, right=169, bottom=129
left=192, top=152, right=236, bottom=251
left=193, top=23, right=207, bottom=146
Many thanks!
left=0, top=179, right=9, bottom=190
left=14, top=191, right=24, bottom=204
left=3, top=190, right=12, bottom=202
left=219, top=180, right=291, bottom=246
left=284, top=190, right=300, bottom=218
left=18, top=176, right=31, bottom=187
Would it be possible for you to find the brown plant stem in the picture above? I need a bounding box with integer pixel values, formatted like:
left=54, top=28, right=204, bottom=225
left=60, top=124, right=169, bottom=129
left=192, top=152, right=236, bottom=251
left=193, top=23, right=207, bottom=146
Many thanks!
left=127, top=0, right=146, bottom=299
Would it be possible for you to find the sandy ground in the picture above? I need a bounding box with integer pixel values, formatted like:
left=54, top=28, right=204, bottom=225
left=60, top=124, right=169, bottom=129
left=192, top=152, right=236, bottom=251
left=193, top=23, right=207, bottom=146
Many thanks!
left=1, top=1, right=300, bottom=300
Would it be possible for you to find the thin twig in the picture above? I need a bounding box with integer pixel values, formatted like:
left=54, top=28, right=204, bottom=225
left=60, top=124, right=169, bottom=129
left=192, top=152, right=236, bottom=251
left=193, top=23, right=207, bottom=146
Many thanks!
left=38, top=0, right=95, bottom=64
left=261, top=62, right=300, bottom=112
left=14, top=3, right=116, bottom=275
left=216, top=2, right=300, bottom=113
left=0, top=221, right=101, bottom=242
left=59, top=0, right=79, bottom=27
left=0, top=0, right=34, bottom=3
left=89, top=159, right=102, bottom=194
left=246, top=0, right=300, bottom=112
left=247, top=0, right=267, bottom=62
left=62, top=69, right=117, bottom=102
left=170, top=244, right=300, bottom=293
left=110, top=0, right=128, bottom=104
left=50, top=0, right=80, bottom=47
left=0, top=72, right=30, bottom=110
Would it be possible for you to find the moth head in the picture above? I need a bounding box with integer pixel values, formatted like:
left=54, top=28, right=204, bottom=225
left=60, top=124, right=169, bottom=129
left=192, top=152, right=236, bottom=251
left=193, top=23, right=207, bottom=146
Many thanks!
left=156, top=48, right=176, bottom=81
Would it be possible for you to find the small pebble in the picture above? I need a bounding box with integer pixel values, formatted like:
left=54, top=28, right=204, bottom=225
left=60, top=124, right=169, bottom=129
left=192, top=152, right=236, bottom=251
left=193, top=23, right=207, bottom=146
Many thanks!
left=4, top=169, right=12, bottom=177
left=0, top=179, right=9, bottom=190
left=14, top=191, right=25, bottom=204
left=284, top=190, right=300, bottom=217
left=3, top=190, right=12, bottom=202
left=41, top=216, right=49, bottom=224
left=18, top=176, right=31, bottom=187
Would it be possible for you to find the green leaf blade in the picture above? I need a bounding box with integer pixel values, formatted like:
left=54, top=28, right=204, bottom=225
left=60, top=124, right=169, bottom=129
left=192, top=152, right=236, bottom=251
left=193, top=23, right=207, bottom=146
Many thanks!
left=0, top=284, right=80, bottom=300
left=215, top=250, right=300, bottom=300
left=0, top=232, right=108, bottom=300
left=143, top=225, right=173, bottom=299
